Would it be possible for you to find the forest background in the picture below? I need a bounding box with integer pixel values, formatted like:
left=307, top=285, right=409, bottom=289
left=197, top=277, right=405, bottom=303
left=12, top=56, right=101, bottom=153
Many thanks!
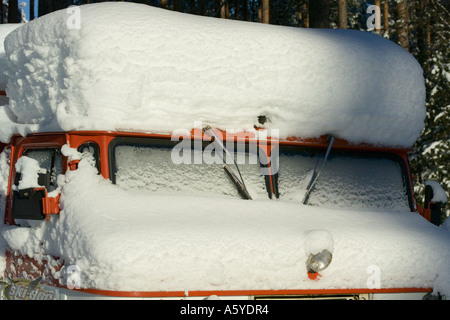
left=1, top=0, right=449, bottom=222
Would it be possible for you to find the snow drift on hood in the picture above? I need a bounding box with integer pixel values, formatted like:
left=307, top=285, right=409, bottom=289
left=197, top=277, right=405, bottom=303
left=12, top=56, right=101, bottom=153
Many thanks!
left=2, top=153, right=450, bottom=295
left=0, top=2, right=425, bottom=147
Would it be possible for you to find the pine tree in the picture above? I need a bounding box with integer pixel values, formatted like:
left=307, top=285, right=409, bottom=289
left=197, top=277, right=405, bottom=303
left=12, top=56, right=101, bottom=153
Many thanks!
left=409, top=0, right=450, bottom=222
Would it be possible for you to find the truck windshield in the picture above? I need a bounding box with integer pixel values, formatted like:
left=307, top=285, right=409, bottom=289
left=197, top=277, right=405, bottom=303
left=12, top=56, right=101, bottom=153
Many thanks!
left=275, top=148, right=413, bottom=212
left=109, top=138, right=413, bottom=212
left=109, top=138, right=269, bottom=200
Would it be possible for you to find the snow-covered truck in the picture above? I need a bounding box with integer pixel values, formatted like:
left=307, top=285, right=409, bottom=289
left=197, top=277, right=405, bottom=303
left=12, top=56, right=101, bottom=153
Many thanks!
left=0, top=3, right=449, bottom=300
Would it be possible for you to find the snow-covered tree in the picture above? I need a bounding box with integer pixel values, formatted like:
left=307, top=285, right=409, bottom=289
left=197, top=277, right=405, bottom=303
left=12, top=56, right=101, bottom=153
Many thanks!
left=409, top=0, right=450, bottom=221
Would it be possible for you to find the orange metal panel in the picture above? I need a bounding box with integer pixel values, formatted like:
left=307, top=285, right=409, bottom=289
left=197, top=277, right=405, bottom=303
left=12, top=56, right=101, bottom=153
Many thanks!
left=72, top=287, right=432, bottom=298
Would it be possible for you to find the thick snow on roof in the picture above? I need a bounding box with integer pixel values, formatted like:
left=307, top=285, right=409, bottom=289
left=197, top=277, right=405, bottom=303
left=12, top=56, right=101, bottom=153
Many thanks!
left=0, top=24, right=21, bottom=112
left=1, top=153, right=450, bottom=295
left=0, top=24, right=21, bottom=91
left=0, top=2, right=425, bottom=146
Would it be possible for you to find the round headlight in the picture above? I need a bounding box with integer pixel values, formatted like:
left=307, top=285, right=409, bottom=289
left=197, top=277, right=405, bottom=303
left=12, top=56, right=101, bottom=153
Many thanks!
left=307, top=249, right=333, bottom=274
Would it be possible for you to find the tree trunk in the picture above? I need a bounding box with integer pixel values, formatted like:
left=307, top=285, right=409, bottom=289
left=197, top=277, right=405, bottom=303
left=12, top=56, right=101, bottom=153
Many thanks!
left=188, top=0, right=196, bottom=14
left=416, top=0, right=430, bottom=72
left=338, top=0, right=347, bottom=29
left=220, top=0, right=229, bottom=19
left=396, top=0, right=409, bottom=51
left=220, top=0, right=226, bottom=18
left=200, top=0, right=206, bottom=15
left=302, top=1, right=309, bottom=28
left=251, top=0, right=258, bottom=22
left=243, top=0, right=249, bottom=21
left=38, top=0, right=49, bottom=17
left=160, top=0, right=167, bottom=9
left=262, top=0, right=269, bottom=24
left=298, top=2, right=303, bottom=27
left=309, top=0, right=329, bottom=28
left=8, top=0, right=21, bottom=22
left=29, top=0, right=35, bottom=21
left=383, top=1, right=389, bottom=35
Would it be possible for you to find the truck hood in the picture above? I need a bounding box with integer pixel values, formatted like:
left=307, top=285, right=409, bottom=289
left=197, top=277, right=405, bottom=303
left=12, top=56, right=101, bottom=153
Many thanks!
left=3, top=159, right=450, bottom=295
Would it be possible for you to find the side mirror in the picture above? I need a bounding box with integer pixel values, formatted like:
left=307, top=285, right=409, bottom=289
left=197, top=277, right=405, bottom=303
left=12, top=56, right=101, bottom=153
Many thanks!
left=12, top=171, right=51, bottom=220
left=12, top=171, right=60, bottom=222
left=423, top=181, right=448, bottom=226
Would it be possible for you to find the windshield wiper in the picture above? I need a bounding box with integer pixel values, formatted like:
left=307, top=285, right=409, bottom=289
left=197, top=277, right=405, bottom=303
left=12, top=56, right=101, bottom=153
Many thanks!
left=223, top=165, right=253, bottom=200
left=203, top=126, right=252, bottom=200
left=302, top=136, right=335, bottom=205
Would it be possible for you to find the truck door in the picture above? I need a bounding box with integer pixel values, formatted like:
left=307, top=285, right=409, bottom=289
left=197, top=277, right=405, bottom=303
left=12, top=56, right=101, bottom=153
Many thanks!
left=12, top=148, right=62, bottom=221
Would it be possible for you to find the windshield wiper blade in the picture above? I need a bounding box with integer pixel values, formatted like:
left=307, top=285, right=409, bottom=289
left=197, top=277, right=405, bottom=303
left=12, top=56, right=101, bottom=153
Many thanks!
left=223, top=165, right=253, bottom=200
left=302, top=136, right=335, bottom=205
left=203, top=126, right=252, bottom=200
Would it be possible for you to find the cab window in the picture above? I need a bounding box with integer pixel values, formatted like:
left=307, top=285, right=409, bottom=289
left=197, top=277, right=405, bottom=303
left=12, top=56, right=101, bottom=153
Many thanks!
left=20, top=148, right=62, bottom=191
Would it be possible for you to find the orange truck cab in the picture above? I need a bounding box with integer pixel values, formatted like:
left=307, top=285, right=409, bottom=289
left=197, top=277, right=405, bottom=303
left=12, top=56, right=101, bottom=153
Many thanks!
left=0, top=128, right=448, bottom=300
